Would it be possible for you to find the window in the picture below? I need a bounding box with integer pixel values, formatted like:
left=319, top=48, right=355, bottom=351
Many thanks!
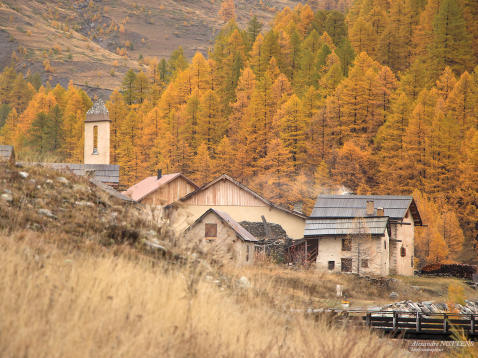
left=328, top=261, right=335, bottom=270
left=205, top=223, right=217, bottom=238
left=361, top=259, right=369, bottom=268
left=342, top=238, right=352, bottom=251
left=246, top=246, right=250, bottom=262
left=384, top=240, right=387, bottom=250
left=411, top=255, right=414, bottom=268
left=341, top=258, right=352, bottom=272
left=93, top=125, right=98, bottom=154
left=401, top=246, right=406, bottom=257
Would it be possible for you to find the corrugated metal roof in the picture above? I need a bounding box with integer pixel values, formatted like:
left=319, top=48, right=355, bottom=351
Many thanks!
left=123, top=173, right=198, bottom=202
left=0, top=145, right=14, bottom=161
left=310, top=195, right=422, bottom=225
left=304, top=217, right=389, bottom=237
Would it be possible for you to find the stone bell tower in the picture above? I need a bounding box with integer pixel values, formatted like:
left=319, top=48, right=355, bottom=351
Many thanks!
left=84, top=99, right=111, bottom=165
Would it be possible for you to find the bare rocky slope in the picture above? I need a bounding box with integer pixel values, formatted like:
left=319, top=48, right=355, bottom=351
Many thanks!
left=0, top=0, right=323, bottom=95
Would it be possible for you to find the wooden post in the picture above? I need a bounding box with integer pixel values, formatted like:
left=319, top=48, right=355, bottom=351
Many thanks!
left=472, top=315, right=475, bottom=334
left=393, top=311, right=398, bottom=330
left=443, top=314, right=448, bottom=333
left=366, top=312, right=371, bottom=327
left=416, top=312, right=421, bottom=332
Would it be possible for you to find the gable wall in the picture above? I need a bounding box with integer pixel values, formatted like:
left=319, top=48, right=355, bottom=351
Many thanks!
left=184, top=211, right=255, bottom=265
left=389, top=209, right=415, bottom=276
left=142, top=177, right=196, bottom=206
left=182, top=179, right=266, bottom=206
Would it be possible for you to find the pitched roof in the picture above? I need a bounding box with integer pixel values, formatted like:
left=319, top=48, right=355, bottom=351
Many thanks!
left=0, top=145, right=14, bottom=161
left=18, top=162, right=120, bottom=184
left=180, top=174, right=307, bottom=219
left=310, top=195, right=422, bottom=226
left=123, top=173, right=198, bottom=202
left=85, top=99, right=110, bottom=122
left=304, top=217, right=390, bottom=237
left=89, top=179, right=135, bottom=203
left=189, top=208, right=258, bottom=242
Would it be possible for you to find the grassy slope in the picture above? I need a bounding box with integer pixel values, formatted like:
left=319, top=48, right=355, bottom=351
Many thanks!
left=0, top=0, right=300, bottom=93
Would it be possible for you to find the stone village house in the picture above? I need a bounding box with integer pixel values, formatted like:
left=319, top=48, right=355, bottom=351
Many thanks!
left=302, top=195, right=423, bottom=276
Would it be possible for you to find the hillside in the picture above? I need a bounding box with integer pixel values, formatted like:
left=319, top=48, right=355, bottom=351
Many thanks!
left=0, top=0, right=349, bottom=94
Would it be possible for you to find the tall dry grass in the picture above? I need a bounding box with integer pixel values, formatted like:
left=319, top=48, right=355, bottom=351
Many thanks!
left=0, top=235, right=413, bottom=358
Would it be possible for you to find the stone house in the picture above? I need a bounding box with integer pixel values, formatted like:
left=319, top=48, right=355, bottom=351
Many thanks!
left=303, top=195, right=423, bottom=276
left=184, top=208, right=258, bottom=265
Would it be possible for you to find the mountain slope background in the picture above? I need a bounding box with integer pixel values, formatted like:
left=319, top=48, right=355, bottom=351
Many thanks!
left=0, top=0, right=349, bottom=95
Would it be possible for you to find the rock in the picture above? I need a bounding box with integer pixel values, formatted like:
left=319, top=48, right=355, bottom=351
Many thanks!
left=389, top=291, right=399, bottom=299
left=19, top=171, right=29, bottom=178
left=73, top=184, right=89, bottom=193
left=1, top=193, right=13, bottom=202
left=38, top=208, right=57, bottom=219
left=75, top=201, right=94, bottom=208
left=45, top=179, right=53, bottom=185
left=57, top=177, right=69, bottom=185
left=238, top=276, right=251, bottom=289
left=3, top=189, right=11, bottom=194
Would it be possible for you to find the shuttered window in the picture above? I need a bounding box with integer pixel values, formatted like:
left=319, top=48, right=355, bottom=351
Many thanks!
left=205, top=223, right=217, bottom=238
left=342, top=238, right=352, bottom=251
left=361, top=259, right=369, bottom=268
left=328, top=261, right=335, bottom=270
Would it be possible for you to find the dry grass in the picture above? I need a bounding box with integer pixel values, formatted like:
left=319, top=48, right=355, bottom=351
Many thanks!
left=0, top=235, right=413, bottom=358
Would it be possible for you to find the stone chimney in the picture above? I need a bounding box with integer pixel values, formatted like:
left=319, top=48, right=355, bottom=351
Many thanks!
left=366, top=200, right=375, bottom=216
left=157, top=169, right=162, bottom=180
left=293, top=202, right=303, bottom=214
left=376, top=207, right=384, bottom=216
left=84, top=99, right=110, bottom=165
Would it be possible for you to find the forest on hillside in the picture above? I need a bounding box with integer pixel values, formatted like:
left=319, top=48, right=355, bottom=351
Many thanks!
left=0, top=0, right=477, bottom=266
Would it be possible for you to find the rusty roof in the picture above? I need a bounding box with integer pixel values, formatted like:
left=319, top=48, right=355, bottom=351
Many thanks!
left=123, top=173, right=198, bottom=202
left=188, top=208, right=258, bottom=242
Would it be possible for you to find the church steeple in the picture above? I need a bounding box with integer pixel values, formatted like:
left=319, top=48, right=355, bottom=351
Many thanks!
left=84, top=99, right=111, bottom=165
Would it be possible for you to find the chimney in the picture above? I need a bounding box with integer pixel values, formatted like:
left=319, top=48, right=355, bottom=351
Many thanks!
left=366, top=200, right=374, bottom=216
left=377, top=207, right=384, bottom=217
left=157, top=169, right=162, bottom=180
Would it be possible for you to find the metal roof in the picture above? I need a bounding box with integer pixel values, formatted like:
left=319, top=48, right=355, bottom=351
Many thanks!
left=310, top=195, right=422, bottom=226
left=123, top=173, right=198, bottom=202
left=188, top=208, right=258, bottom=242
left=19, top=162, right=120, bottom=184
left=0, top=145, right=14, bottom=161
left=304, top=217, right=390, bottom=237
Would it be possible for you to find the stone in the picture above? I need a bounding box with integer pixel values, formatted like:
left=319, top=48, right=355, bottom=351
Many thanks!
left=38, top=208, right=57, bottom=219
left=45, top=179, right=53, bottom=185
left=19, top=171, right=29, bottom=178
left=75, top=201, right=94, bottom=208
left=238, top=276, right=251, bottom=289
left=57, top=177, right=69, bottom=185
left=389, top=291, right=399, bottom=299
left=1, top=193, right=13, bottom=202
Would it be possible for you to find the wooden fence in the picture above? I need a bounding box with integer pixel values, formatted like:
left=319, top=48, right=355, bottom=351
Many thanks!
left=363, top=311, right=478, bottom=338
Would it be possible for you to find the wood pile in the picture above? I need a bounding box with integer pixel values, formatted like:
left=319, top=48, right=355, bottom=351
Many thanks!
left=373, top=300, right=478, bottom=315
left=420, top=263, right=477, bottom=279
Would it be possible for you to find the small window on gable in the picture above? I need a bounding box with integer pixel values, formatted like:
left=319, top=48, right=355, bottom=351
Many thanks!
left=205, top=223, right=217, bottom=238
left=384, top=240, right=387, bottom=250
left=93, top=125, right=98, bottom=154
left=342, top=238, right=352, bottom=251
left=401, top=246, right=406, bottom=257
left=328, top=261, right=335, bottom=270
